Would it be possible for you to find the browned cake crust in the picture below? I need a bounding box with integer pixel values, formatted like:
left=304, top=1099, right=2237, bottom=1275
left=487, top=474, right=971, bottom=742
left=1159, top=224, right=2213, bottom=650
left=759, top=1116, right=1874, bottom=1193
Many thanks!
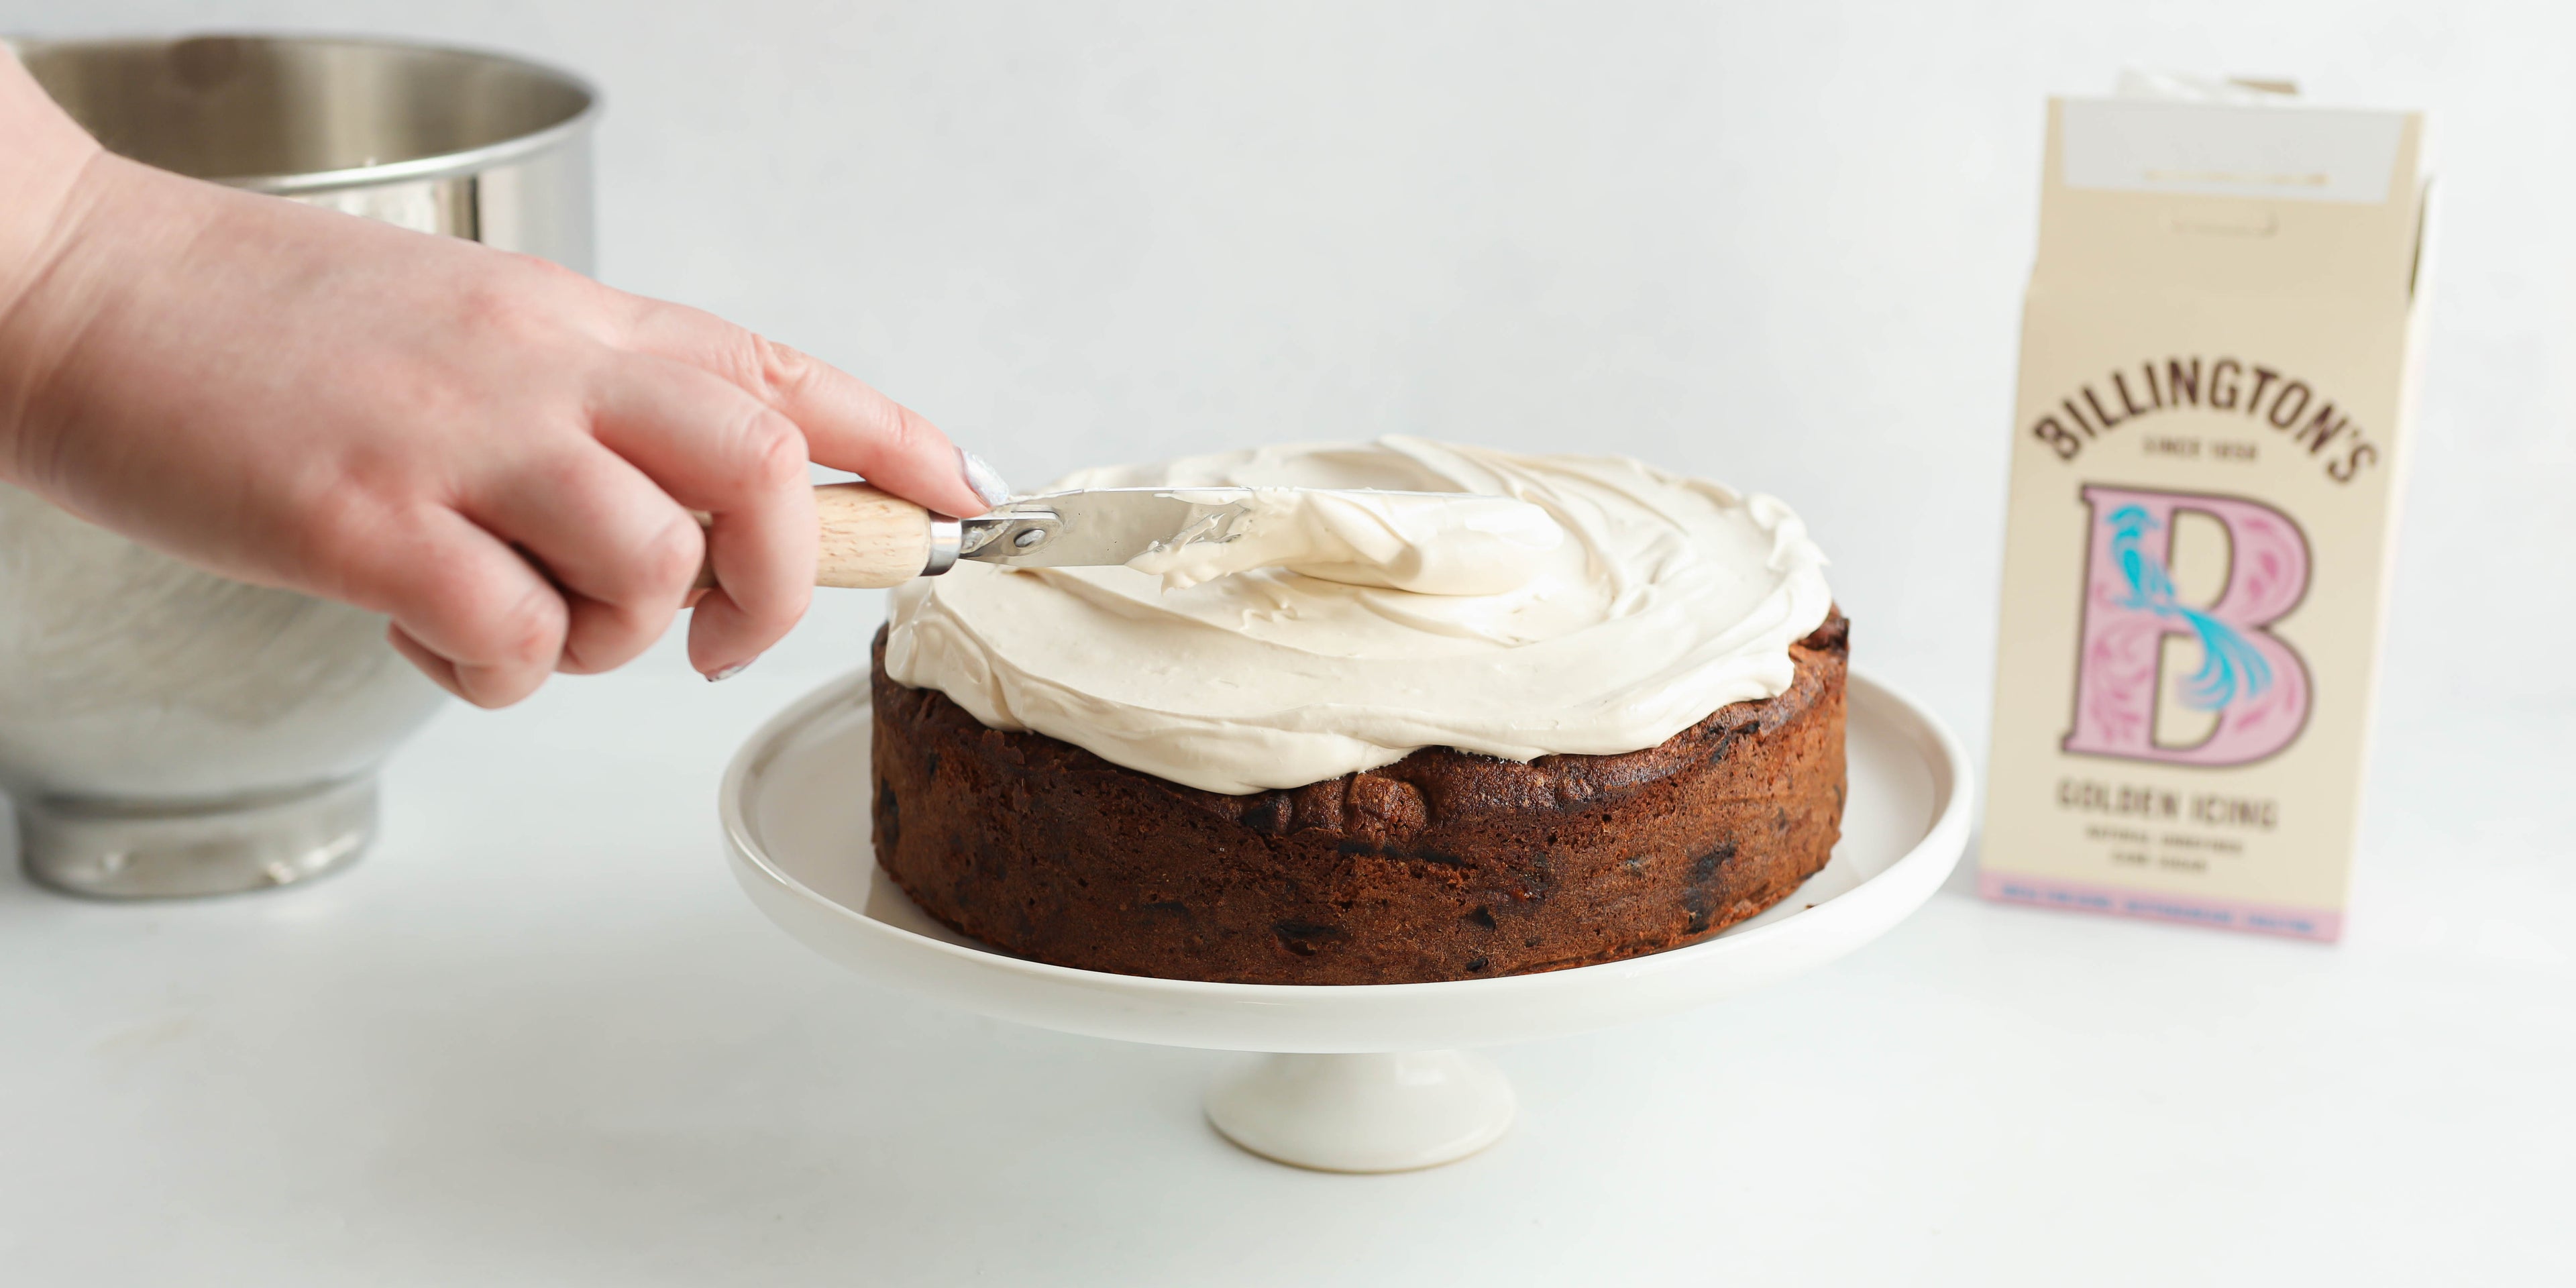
left=869, top=611, right=1847, bottom=985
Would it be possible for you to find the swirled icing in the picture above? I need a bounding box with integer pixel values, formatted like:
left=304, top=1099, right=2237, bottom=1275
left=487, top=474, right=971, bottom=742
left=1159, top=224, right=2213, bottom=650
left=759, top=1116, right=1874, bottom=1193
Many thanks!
left=882, top=437, right=1832, bottom=795
left=1126, top=488, right=1563, bottom=595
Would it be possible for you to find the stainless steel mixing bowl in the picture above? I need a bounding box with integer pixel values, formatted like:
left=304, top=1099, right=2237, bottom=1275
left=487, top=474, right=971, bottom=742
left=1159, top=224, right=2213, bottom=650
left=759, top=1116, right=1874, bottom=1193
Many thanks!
left=1, top=35, right=598, bottom=897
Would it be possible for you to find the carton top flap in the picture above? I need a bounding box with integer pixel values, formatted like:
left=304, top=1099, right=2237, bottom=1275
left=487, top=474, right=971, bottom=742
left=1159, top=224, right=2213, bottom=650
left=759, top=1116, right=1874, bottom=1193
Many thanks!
left=2036, top=95, right=2428, bottom=301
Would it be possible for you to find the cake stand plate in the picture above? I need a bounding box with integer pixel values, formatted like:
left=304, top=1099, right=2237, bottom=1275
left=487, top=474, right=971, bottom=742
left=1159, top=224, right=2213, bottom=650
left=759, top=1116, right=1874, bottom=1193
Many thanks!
left=721, top=667, right=1971, bottom=1173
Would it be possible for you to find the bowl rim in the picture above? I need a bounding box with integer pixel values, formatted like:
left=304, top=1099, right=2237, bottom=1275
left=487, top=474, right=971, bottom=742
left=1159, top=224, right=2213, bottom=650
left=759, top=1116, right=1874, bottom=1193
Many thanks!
left=5, top=32, right=602, bottom=194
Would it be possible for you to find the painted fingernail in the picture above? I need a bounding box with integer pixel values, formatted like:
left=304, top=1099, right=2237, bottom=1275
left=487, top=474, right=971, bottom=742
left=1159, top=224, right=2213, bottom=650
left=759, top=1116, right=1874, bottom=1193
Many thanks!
left=958, top=446, right=1012, bottom=511
left=706, top=660, right=753, bottom=682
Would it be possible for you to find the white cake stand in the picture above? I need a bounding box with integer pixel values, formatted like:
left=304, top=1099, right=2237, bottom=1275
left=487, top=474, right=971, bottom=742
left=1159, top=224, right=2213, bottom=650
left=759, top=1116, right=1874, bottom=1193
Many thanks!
left=720, top=668, right=1971, bottom=1173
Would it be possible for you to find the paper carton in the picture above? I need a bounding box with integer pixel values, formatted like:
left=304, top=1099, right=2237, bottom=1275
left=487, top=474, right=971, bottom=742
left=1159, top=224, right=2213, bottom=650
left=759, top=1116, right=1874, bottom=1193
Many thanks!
left=1978, top=83, right=2432, bottom=941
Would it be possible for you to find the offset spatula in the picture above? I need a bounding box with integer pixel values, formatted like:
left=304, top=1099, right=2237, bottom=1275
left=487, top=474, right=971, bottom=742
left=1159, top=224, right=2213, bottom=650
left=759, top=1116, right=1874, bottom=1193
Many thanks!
left=704, top=482, right=1262, bottom=589
left=702, top=482, right=1523, bottom=589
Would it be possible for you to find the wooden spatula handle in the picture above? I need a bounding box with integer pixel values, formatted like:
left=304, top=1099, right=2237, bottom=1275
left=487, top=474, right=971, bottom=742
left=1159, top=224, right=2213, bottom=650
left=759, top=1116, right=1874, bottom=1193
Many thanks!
left=694, top=483, right=945, bottom=591
left=813, top=482, right=941, bottom=588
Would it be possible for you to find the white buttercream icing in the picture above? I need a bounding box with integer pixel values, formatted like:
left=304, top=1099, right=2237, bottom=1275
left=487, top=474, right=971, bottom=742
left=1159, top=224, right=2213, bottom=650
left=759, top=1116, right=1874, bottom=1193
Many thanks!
left=883, top=437, right=1833, bottom=795
left=1125, top=488, right=1564, bottom=595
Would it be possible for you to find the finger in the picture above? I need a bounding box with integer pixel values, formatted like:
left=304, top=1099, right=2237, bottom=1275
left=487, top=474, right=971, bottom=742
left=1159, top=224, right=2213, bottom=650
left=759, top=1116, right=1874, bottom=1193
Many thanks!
left=587, top=356, right=818, bottom=676
left=351, top=508, right=568, bottom=708
left=385, top=622, right=460, bottom=698
left=623, top=301, right=998, bottom=517
left=460, top=443, right=703, bottom=676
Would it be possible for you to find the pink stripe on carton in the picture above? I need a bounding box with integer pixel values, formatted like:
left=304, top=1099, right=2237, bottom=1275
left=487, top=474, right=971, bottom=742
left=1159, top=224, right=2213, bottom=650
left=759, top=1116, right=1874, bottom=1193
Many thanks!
left=1978, top=870, right=2342, bottom=943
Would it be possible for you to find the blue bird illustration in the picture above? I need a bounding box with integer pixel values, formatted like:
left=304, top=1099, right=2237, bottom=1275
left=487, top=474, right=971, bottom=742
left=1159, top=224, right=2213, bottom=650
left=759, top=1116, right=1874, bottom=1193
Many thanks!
left=2104, top=506, right=2270, bottom=711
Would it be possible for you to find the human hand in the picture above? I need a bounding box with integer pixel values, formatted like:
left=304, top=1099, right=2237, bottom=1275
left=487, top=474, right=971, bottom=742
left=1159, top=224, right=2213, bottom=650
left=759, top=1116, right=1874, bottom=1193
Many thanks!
left=0, top=71, right=1005, bottom=707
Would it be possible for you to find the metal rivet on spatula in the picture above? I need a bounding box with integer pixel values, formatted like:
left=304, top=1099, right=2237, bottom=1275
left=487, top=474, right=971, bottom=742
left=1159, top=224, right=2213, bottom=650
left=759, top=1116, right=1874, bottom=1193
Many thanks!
left=1014, top=529, right=1046, bottom=549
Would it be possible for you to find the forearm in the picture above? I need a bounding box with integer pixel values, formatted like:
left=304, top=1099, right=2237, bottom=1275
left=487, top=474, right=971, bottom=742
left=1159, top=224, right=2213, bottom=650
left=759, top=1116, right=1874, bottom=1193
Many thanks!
left=0, top=48, right=109, bottom=480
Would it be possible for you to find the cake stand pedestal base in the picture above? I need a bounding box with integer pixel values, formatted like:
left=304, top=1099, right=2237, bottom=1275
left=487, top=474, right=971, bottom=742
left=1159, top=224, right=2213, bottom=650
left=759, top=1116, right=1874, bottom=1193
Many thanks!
left=1204, top=1051, right=1514, bottom=1172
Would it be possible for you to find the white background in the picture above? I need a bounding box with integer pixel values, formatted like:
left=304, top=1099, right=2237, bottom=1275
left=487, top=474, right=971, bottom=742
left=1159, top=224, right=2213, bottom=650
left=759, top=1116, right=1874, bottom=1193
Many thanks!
left=2, top=2, right=2569, bottom=1284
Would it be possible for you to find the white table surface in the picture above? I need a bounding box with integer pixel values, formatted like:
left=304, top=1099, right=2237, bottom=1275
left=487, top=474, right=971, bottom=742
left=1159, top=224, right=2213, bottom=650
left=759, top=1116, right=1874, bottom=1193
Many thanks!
left=3, top=592, right=2568, bottom=1287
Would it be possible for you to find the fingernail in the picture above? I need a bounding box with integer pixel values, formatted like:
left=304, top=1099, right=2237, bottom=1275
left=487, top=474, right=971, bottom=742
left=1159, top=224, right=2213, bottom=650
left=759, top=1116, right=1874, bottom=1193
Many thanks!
left=706, top=660, right=753, bottom=682
left=958, top=446, right=1012, bottom=511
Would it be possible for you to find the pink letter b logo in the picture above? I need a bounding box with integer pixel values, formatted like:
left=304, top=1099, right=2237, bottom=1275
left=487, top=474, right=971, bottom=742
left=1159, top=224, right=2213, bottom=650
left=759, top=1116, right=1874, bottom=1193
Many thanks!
left=2062, top=486, right=2312, bottom=766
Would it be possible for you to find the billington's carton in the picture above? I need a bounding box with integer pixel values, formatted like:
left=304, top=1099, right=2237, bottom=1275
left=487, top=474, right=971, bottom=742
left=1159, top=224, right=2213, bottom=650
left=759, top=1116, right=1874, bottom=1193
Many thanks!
left=1980, top=83, right=2431, bottom=941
